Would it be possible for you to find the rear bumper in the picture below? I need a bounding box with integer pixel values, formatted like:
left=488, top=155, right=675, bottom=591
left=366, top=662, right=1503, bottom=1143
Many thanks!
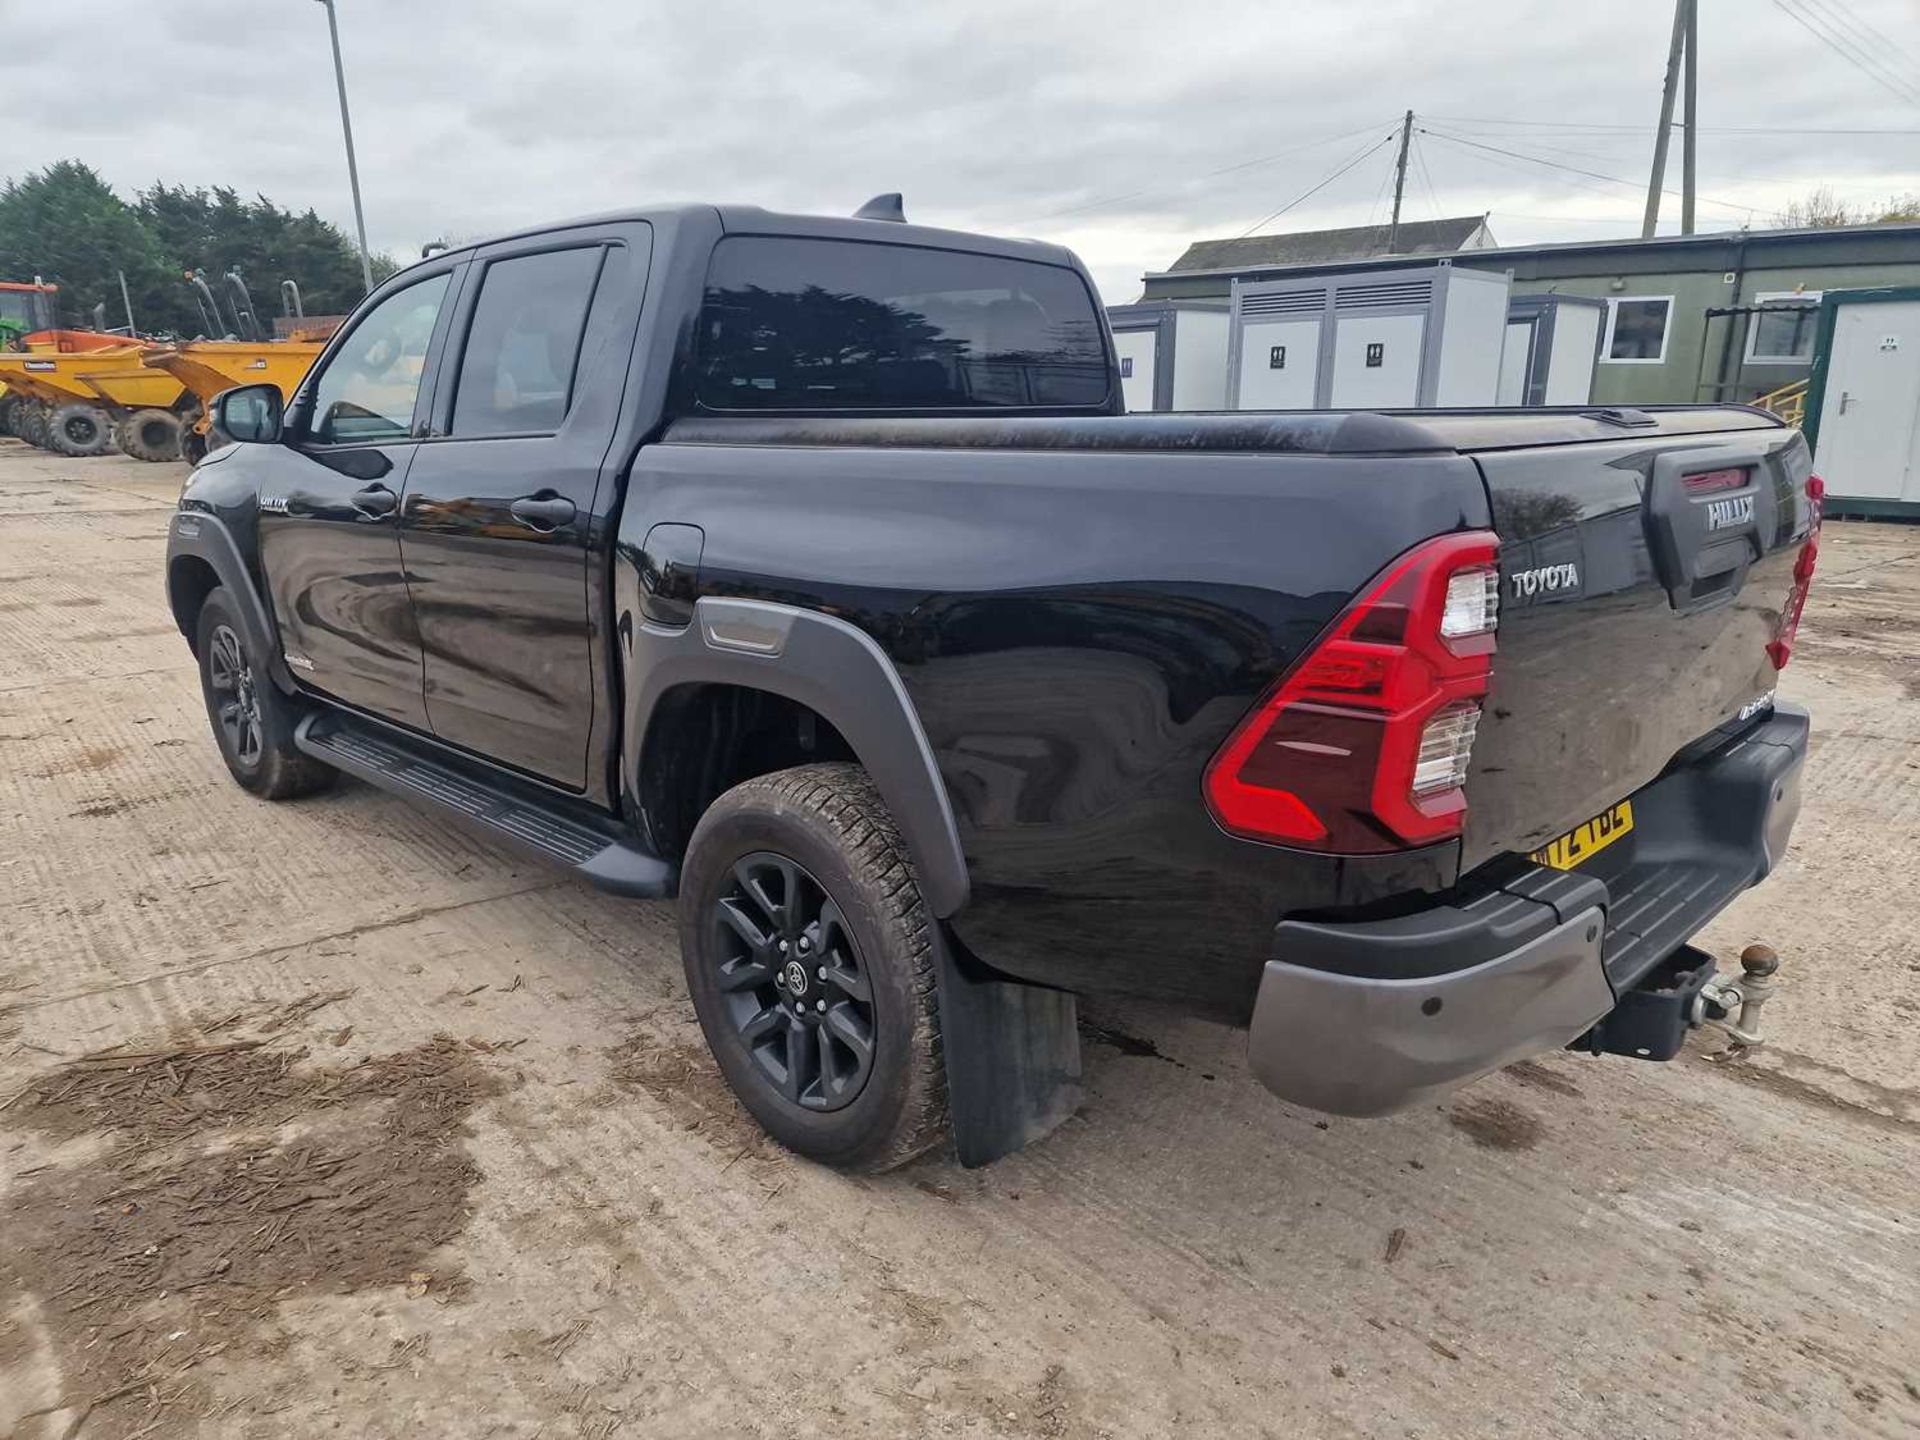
left=1248, top=702, right=1809, bottom=1116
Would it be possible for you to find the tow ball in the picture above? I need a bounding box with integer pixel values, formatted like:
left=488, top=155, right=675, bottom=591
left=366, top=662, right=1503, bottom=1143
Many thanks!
left=1695, top=943, right=1781, bottom=1049
left=1575, top=942, right=1783, bottom=1061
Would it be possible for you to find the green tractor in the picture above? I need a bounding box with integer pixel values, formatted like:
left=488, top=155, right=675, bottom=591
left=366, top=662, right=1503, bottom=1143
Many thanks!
left=0, top=280, right=60, bottom=440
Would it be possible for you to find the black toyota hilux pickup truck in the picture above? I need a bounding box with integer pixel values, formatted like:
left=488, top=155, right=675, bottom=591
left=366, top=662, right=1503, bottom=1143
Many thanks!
left=167, top=198, right=1818, bottom=1172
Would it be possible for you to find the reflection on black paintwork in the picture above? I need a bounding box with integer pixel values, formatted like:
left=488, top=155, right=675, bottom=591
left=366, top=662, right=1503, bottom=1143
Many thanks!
left=614, top=437, right=1494, bottom=1016
left=1463, top=433, right=1809, bottom=869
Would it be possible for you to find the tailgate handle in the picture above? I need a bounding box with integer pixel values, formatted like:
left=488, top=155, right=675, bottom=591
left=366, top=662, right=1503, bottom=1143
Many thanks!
left=1643, top=445, right=1784, bottom=614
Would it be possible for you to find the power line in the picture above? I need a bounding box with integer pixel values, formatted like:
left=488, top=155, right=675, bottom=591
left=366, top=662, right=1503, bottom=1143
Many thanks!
left=1028, top=118, right=1401, bottom=224
left=1788, top=0, right=1920, bottom=101
left=1234, top=131, right=1401, bottom=238
left=1824, top=0, right=1920, bottom=72
left=1770, top=0, right=1920, bottom=107
left=1420, top=126, right=1759, bottom=217
left=1411, top=132, right=1446, bottom=222
left=1361, top=140, right=1399, bottom=233
left=1487, top=210, right=1657, bottom=225
left=1427, top=130, right=1651, bottom=206
left=1424, top=114, right=1920, bottom=136
left=1798, top=0, right=1920, bottom=88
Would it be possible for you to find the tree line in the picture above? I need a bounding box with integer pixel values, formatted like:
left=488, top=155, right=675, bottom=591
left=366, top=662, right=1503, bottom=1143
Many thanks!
left=0, top=160, right=401, bottom=337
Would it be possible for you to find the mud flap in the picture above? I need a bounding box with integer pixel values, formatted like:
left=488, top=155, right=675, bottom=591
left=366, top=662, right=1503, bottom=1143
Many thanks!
left=936, top=927, right=1083, bottom=1167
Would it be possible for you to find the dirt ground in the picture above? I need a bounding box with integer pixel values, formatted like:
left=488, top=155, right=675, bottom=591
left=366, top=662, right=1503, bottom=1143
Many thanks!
left=0, top=438, right=1915, bottom=1440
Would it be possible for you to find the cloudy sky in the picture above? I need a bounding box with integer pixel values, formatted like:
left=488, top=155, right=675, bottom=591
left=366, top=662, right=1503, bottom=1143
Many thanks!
left=5, top=0, right=1918, bottom=301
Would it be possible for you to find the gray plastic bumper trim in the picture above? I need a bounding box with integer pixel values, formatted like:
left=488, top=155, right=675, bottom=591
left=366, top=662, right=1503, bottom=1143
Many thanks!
left=1248, top=904, right=1611, bottom=1117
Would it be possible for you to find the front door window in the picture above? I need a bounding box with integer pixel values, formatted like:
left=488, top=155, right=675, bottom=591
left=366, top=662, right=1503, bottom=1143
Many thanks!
left=308, top=273, right=451, bottom=444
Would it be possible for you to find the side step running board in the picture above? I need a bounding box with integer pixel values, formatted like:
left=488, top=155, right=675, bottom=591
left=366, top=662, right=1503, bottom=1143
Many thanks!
left=294, top=712, right=675, bottom=899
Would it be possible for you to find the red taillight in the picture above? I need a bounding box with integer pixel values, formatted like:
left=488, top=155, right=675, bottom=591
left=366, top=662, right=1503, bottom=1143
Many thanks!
left=1767, top=475, right=1824, bottom=670
left=1204, top=531, right=1500, bottom=852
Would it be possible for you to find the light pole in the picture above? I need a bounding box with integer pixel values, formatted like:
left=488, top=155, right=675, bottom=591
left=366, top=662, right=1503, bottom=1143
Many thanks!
left=314, top=0, right=374, bottom=294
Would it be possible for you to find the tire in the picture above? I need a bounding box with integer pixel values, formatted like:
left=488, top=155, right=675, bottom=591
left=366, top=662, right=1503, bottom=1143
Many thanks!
left=47, top=403, right=113, bottom=457
left=116, top=408, right=182, bottom=462
left=678, top=763, right=948, bottom=1173
left=180, top=425, right=208, bottom=466
left=0, top=395, right=19, bottom=436
left=194, top=587, right=335, bottom=800
left=20, top=403, right=49, bottom=448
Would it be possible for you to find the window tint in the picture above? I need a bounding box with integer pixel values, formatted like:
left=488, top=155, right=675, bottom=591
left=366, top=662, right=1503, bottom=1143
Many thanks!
left=451, top=246, right=607, bottom=437
left=1603, top=297, right=1671, bottom=363
left=696, top=236, right=1110, bottom=410
left=1748, top=294, right=1821, bottom=364
left=309, top=272, right=450, bottom=444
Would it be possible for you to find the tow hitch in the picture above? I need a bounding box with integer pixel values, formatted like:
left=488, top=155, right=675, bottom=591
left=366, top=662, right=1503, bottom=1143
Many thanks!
left=1574, top=943, right=1782, bottom=1061
left=1696, top=944, right=1780, bottom=1049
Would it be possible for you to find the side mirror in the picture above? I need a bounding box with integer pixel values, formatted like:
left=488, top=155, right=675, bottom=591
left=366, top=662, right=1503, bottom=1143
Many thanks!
left=214, top=383, right=283, bottom=445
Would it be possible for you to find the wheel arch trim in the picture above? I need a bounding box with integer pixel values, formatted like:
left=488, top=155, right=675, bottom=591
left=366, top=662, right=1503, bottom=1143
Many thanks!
left=166, top=511, right=297, bottom=693
left=626, top=597, right=970, bottom=917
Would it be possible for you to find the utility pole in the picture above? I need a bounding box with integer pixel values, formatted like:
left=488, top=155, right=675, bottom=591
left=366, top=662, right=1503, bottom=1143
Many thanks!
left=116, top=270, right=135, bottom=335
left=1386, top=109, right=1414, bottom=253
left=1643, top=0, right=1690, bottom=238
left=1681, top=0, right=1698, bottom=235
left=315, top=0, right=374, bottom=294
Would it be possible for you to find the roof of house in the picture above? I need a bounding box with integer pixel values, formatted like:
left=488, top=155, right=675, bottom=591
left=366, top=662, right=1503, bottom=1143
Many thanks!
left=1148, top=218, right=1920, bottom=285
left=1166, top=215, right=1489, bottom=273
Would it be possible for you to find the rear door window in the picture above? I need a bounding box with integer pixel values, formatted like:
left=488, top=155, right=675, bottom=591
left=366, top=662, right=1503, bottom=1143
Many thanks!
left=695, top=236, right=1111, bottom=411
left=451, top=246, right=607, bottom=437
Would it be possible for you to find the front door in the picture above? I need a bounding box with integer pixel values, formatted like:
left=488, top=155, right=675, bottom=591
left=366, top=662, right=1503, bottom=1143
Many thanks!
left=1816, top=300, right=1920, bottom=504
left=399, top=227, right=648, bottom=790
left=257, top=266, right=459, bottom=730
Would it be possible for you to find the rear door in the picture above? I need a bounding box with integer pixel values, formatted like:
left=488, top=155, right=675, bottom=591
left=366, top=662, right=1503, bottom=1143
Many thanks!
left=398, top=223, right=650, bottom=789
left=1461, top=422, right=1815, bottom=869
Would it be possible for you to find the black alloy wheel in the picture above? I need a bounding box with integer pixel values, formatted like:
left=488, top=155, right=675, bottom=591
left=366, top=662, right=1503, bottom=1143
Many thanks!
left=713, top=852, right=877, bottom=1111
left=205, top=622, right=264, bottom=770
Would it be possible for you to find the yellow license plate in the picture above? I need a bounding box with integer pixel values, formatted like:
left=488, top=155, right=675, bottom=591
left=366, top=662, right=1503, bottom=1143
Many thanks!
left=1530, top=800, right=1634, bottom=871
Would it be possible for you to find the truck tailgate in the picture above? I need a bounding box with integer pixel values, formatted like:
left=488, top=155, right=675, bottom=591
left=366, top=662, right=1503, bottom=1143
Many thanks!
left=1461, top=423, right=1816, bottom=872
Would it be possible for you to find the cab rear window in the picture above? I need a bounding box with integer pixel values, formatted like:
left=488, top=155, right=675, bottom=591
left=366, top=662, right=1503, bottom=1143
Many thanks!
left=695, top=236, right=1111, bottom=411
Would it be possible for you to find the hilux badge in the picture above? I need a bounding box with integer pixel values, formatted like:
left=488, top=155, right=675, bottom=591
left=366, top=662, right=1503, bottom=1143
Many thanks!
left=1706, top=494, right=1754, bottom=531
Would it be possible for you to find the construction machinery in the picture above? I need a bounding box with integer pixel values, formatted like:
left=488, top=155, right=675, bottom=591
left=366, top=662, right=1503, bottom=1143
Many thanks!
left=143, top=340, right=322, bottom=462
left=0, top=280, right=62, bottom=440
left=0, top=280, right=59, bottom=350
left=1, top=269, right=337, bottom=460
left=153, top=269, right=333, bottom=460
left=0, top=340, right=186, bottom=458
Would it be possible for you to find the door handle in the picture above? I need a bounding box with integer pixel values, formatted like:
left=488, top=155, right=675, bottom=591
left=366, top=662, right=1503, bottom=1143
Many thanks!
left=509, top=493, right=577, bottom=532
left=350, top=483, right=397, bottom=516
left=1838, top=390, right=1853, bottom=415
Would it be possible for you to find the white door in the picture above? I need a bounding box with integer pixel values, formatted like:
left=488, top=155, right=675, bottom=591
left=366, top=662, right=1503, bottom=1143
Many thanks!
left=1498, top=320, right=1534, bottom=405
left=1115, top=329, right=1158, bottom=412
left=1544, top=304, right=1601, bottom=405
left=1815, top=301, right=1920, bottom=503
left=1330, top=313, right=1425, bottom=407
left=1235, top=319, right=1319, bottom=408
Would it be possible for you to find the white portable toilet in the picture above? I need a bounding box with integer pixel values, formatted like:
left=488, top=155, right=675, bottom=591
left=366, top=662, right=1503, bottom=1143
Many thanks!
left=1107, top=301, right=1231, bottom=411
left=1228, top=263, right=1511, bottom=410
left=1809, top=286, right=1920, bottom=517
left=1499, top=294, right=1604, bottom=406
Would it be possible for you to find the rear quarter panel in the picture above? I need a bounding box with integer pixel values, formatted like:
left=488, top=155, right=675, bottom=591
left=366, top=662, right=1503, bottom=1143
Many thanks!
left=621, top=440, right=1490, bottom=1015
